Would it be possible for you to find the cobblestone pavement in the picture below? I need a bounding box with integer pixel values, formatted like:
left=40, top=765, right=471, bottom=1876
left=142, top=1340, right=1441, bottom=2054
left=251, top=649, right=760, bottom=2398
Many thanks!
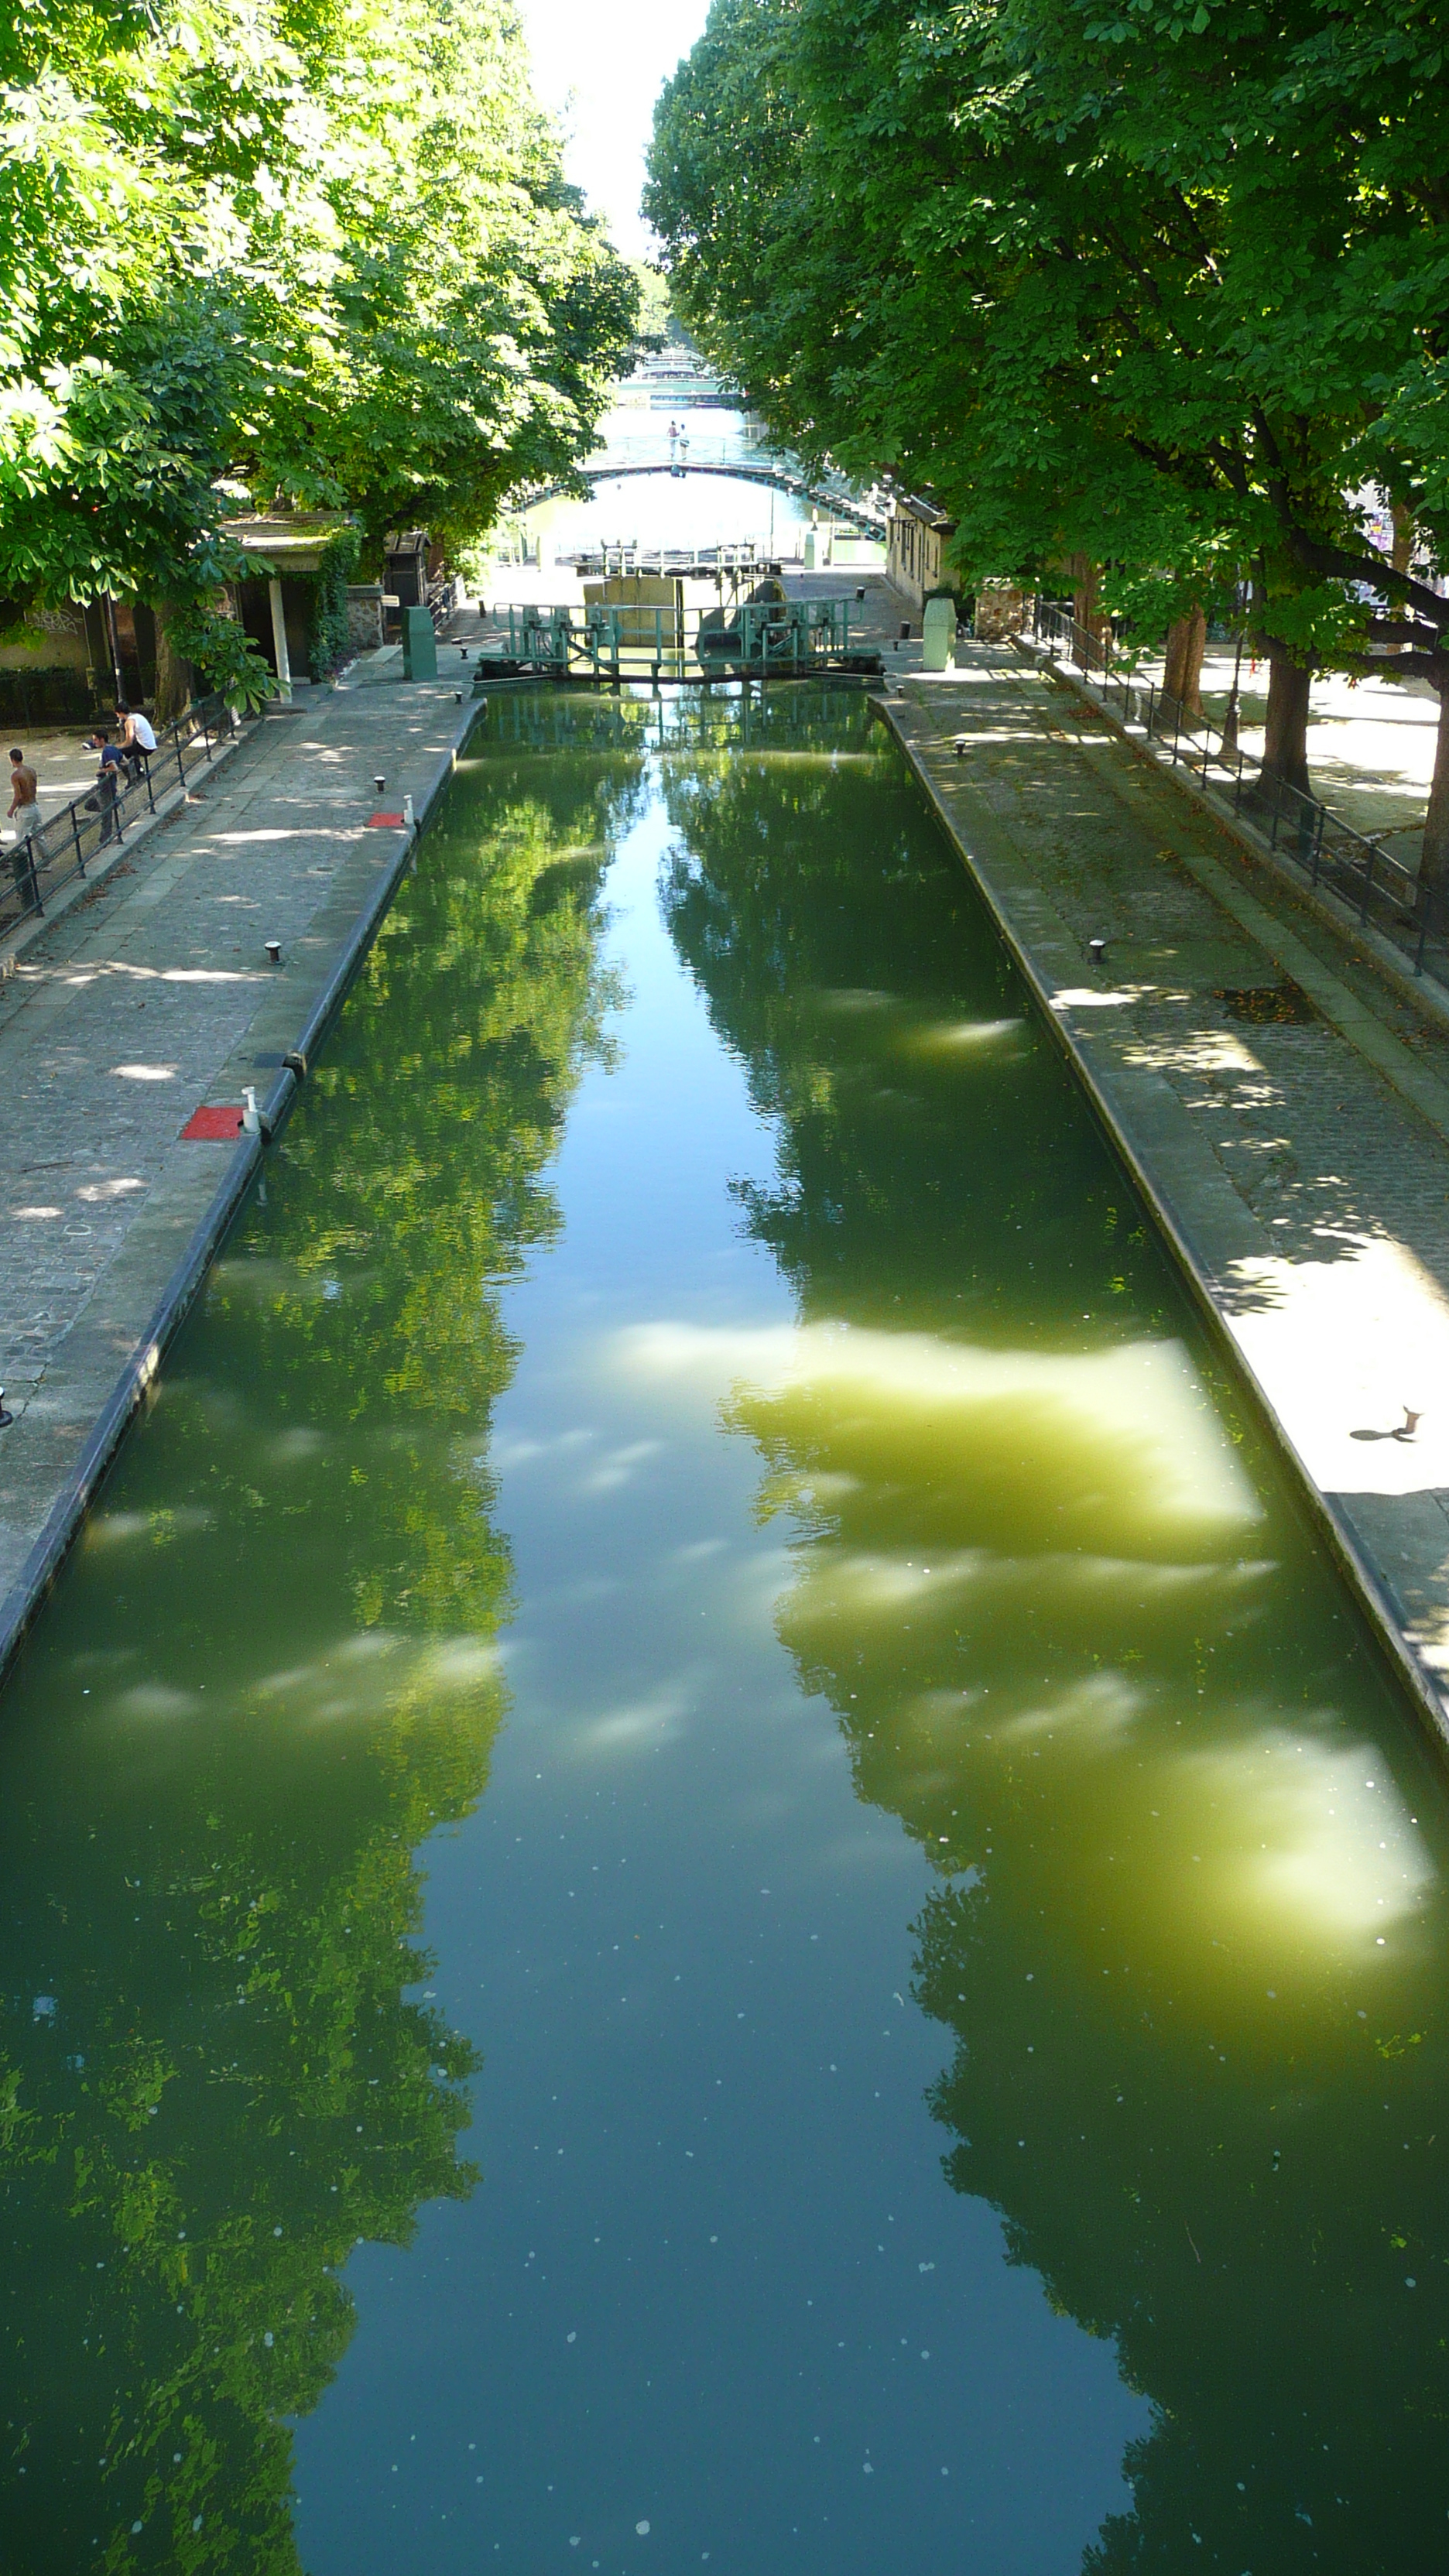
left=889, top=649, right=1449, bottom=1737
left=0, top=650, right=476, bottom=1603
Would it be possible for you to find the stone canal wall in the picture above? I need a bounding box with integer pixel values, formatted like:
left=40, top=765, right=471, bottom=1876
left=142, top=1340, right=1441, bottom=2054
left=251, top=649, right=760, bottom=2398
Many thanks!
left=0, top=646, right=481, bottom=1679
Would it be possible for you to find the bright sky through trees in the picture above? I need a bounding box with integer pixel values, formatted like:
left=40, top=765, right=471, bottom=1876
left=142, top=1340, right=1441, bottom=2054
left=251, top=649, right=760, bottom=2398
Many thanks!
left=516, top=0, right=711, bottom=259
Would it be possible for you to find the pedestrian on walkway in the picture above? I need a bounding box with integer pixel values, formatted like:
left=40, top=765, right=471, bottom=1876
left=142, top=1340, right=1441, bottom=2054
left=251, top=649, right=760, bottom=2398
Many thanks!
left=84, top=729, right=125, bottom=844
left=115, top=702, right=157, bottom=787
left=6, top=747, right=43, bottom=910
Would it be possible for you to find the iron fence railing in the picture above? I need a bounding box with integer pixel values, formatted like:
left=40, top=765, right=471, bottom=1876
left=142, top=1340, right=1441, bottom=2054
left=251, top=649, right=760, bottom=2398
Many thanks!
left=1, top=694, right=251, bottom=941
left=1030, top=602, right=1446, bottom=982
left=474, top=597, right=878, bottom=680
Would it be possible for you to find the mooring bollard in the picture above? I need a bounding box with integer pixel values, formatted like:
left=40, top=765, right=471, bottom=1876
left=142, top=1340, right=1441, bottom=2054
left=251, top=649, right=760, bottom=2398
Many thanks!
left=403, top=793, right=415, bottom=828
left=1088, top=937, right=1106, bottom=968
left=265, top=938, right=282, bottom=964
left=242, top=1086, right=261, bottom=1136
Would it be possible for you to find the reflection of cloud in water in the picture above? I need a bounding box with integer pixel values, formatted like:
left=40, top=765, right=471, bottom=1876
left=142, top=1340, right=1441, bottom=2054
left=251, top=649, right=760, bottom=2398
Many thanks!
left=84, top=1506, right=215, bottom=1549
left=114, top=1682, right=204, bottom=1722
left=792, top=1550, right=1272, bottom=1630
left=579, top=1437, right=664, bottom=1495
left=995, top=1670, right=1146, bottom=1751
left=1176, top=1733, right=1434, bottom=1947
left=616, top=1321, right=1261, bottom=1543
left=803, top=987, right=1026, bottom=1062
left=904, top=1016, right=1027, bottom=1056
left=228, top=1630, right=502, bottom=1728
left=577, top=1680, right=693, bottom=1754
left=491, top=1425, right=596, bottom=1473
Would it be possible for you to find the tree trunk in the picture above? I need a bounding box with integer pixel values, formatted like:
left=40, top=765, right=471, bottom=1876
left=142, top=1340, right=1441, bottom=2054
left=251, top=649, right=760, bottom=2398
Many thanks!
left=1392, top=503, right=1415, bottom=578
left=152, top=602, right=192, bottom=727
left=1067, top=554, right=1108, bottom=667
left=1420, top=683, right=1449, bottom=919
left=1163, top=607, right=1207, bottom=719
left=1255, top=650, right=1312, bottom=803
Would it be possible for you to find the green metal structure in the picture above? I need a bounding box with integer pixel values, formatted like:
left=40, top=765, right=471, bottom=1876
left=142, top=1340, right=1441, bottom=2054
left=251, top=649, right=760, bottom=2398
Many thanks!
left=476, top=597, right=873, bottom=680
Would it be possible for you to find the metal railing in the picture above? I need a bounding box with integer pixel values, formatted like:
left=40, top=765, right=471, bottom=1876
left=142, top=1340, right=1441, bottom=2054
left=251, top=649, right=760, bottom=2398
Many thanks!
left=1029, top=604, right=1446, bottom=981
left=0, top=694, right=251, bottom=941
left=474, top=598, right=876, bottom=680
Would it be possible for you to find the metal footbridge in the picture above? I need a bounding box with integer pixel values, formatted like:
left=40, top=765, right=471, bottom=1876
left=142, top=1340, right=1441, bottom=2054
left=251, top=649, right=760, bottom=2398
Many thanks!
left=474, top=595, right=882, bottom=682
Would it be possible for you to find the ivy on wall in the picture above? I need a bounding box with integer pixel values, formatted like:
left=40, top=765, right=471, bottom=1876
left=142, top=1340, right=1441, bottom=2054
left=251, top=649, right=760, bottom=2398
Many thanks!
left=306, top=529, right=362, bottom=683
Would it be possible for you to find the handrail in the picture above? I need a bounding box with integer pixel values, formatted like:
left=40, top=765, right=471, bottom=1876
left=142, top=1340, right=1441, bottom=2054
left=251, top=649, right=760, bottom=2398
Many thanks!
left=472, top=597, right=876, bottom=680
left=0, top=694, right=251, bottom=942
left=1029, top=603, right=1447, bottom=983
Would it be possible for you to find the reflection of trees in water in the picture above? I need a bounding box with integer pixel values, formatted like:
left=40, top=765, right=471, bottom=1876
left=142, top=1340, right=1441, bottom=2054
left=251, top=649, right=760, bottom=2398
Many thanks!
left=0, top=706, right=630, bottom=2571
left=659, top=686, right=1180, bottom=1343
left=660, top=687, right=1449, bottom=2575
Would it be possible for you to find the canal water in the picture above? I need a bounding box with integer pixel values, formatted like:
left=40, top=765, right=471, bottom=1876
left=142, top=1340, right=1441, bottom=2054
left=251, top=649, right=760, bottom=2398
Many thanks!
left=2, top=686, right=1446, bottom=2575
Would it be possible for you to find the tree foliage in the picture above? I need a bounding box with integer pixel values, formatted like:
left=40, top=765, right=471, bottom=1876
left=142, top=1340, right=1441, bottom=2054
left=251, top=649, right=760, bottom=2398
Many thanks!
left=647, top=0, right=1449, bottom=834
left=1, top=0, right=638, bottom=695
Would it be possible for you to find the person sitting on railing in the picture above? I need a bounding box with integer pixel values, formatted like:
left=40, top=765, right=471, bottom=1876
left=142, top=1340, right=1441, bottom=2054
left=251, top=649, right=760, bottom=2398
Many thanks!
left=115, top=702, right=156, bottom=786
left=6, top=748, right=43, bottom=906
left=83, top=729, right=125, bottom=843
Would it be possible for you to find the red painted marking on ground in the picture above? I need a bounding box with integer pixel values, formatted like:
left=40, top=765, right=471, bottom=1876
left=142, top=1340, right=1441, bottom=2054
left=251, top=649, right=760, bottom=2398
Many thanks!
left=367, top=810, right=405, bottom=827
left=180, top=1105, right=244, bottom=1141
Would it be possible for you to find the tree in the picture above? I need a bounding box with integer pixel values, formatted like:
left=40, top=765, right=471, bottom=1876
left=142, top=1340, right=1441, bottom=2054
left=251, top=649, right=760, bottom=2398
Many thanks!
left=647, top=0, right=1449, bottom=877
left=1, top=0, right=639, bottom=700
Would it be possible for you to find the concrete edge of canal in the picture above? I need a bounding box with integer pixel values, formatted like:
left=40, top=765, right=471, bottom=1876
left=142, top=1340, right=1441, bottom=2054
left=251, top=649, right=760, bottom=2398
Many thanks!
left=0, top=687, right=485, bottom=1689
left=873, top=687, right=1449, bottom=1761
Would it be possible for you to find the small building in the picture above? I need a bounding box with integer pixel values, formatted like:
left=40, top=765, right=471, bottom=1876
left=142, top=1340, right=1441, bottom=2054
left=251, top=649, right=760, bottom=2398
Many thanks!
left=886, top=495, right=954, bottom=615
left=224, top=513, right=357, bottom=699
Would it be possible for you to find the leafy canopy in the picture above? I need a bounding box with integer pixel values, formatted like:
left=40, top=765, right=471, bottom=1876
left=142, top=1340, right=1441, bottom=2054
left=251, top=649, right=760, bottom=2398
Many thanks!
left=1, top=0, right=639, bottom=690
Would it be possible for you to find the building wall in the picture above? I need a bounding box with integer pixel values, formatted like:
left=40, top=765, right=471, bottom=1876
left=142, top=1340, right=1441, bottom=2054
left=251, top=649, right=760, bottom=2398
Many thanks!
left=346, top=584, right=385, bottom=654
left=0, top=605, right=90, bottom=673
left=974, top=581, right=1031, bottom=642
left=886, top=511, right=946, bottom=615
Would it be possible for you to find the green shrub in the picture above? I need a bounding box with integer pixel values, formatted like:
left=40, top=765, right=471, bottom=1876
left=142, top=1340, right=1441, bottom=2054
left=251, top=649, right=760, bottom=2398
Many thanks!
left=307, top=528, right=361, bottom=681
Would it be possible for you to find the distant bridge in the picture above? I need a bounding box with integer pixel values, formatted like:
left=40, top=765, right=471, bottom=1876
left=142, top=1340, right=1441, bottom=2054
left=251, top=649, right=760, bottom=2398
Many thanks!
left=517, top=444, right=889, bottom=536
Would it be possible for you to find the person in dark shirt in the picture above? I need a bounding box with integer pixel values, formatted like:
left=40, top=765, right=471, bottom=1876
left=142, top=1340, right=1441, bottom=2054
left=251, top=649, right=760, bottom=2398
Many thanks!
left=84, top=730, right=125, bottom=843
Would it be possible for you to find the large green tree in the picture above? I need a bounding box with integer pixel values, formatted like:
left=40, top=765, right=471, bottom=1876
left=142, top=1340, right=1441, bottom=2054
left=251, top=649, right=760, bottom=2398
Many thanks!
left=647, top=0, right=1449, bottom=879
left=0, top=0, right=638, bottom=699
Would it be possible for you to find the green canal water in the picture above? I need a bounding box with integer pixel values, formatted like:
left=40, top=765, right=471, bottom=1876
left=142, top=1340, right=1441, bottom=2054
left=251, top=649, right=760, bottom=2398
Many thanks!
left=2, top=686, right=1447, bottom=2574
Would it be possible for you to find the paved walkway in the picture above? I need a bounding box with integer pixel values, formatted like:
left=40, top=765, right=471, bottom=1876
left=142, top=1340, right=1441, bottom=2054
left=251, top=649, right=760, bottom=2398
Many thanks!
left=0, top=645, right=478, bottom=1625
left=2, top=680, right=341, bottom=831
left=1107, top=642, right=1440, bottom=863
left=885, top=649, right=1449, bottom=1743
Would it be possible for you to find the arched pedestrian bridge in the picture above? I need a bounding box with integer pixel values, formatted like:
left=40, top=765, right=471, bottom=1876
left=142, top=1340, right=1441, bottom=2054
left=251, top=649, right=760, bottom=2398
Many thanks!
left=517, top=433, right=888, bottom=536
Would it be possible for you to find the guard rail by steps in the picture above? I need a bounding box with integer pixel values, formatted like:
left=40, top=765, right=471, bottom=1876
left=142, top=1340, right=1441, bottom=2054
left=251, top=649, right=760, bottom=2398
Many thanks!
left=1030, top=605, right=1447, bottom=985
left=1, top=695, right=251, bottom=941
